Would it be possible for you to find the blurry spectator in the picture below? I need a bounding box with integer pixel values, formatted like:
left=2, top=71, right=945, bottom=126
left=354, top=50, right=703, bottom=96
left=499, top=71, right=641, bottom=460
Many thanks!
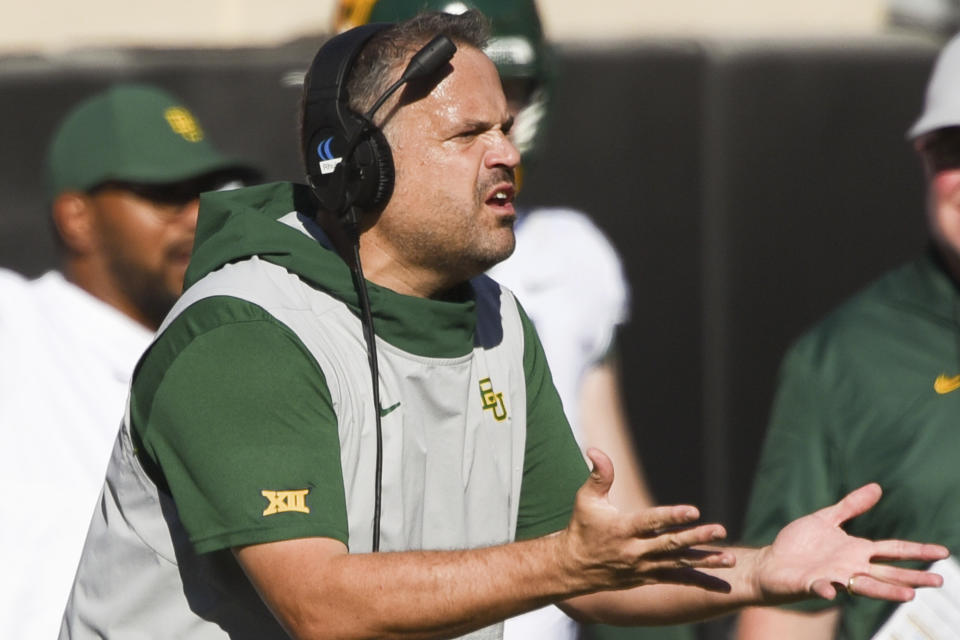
left=736, top=31, right=960, bottom=640
left=0, top=83, right=258, bottom=640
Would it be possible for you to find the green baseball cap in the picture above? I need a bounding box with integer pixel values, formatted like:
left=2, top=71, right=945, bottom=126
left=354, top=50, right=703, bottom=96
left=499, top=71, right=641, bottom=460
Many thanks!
left=46, top=83, right=258, bottom=197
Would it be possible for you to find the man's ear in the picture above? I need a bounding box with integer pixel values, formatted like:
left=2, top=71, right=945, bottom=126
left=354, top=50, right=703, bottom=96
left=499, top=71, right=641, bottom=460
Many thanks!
left=51, top=191, right=97, bottom=255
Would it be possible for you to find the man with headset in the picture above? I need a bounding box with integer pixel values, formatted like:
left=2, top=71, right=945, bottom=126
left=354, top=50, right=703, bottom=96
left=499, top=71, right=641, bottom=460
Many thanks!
left=736, top=31, right=960, bottom=640
left=336, top=2, right=668, bottom=639
left=62, top=12, right=948, bottom=640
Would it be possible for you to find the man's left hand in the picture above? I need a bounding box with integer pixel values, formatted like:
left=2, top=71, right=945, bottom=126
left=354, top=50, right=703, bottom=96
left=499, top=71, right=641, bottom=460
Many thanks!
left=755, top=483, right=949, bottom=603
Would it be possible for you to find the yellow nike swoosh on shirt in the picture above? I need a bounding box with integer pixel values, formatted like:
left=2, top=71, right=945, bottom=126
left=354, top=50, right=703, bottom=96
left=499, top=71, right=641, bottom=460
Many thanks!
left=934, top=374, right=960, bottom=395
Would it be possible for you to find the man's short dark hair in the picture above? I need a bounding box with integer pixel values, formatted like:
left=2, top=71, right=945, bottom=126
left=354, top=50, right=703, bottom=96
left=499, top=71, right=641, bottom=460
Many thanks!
left=298, top=10, right=489, bottom=180
left=345, top=10, right=490, bottom=115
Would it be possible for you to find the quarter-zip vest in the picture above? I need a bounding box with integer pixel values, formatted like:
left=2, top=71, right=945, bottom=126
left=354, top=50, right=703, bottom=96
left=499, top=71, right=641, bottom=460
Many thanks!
left=61, top=250, right=528, bottom=640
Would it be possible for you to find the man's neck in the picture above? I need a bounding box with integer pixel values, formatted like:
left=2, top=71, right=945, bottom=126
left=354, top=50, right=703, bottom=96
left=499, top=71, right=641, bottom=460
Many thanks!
left=936, top=244, right=960, bottom=289
left=62, top=260, right=160, bottom=330
left=315, top=210, right=465, bottom=299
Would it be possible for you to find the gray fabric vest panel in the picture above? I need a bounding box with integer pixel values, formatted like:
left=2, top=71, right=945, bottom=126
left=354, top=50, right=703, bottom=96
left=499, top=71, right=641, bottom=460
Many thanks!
left=62, top=249, right=527, bottom=640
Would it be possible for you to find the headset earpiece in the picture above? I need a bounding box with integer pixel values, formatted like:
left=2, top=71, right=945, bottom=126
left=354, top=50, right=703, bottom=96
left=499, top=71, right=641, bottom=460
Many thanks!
left=303, top=23, right=394, bottom=217
left=305, top=110, right=394, bottom=215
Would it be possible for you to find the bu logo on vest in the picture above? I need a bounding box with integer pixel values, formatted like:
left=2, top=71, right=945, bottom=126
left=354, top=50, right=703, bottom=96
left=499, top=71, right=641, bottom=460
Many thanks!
left=261, top=489, right=311, bottom=516
left=479, top=377, right=508, bottom=422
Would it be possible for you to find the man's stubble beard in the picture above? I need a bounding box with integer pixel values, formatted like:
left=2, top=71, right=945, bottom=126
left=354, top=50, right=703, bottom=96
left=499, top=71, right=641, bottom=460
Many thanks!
left=386, top=169, right=517, bottom=284
left=106, top=250, right=183, bottom=330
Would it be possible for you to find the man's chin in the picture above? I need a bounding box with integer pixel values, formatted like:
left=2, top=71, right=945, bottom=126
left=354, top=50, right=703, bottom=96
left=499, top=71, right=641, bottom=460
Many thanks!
left=477, top=231, right=516, bottom=269
left=167, top=263, right=190, bottom=289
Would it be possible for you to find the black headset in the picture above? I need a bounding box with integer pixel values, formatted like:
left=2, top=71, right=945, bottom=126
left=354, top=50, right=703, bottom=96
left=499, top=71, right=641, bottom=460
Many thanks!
left=302, top=24, right=457, bottom=219
left=302, top=23, right=395, bottom=217
left=299, top=25, right=457, bottom=552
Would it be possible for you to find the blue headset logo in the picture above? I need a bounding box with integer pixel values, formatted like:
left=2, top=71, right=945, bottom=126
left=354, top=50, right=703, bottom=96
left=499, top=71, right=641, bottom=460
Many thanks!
left=317, top=137, right=336, bottom=160
left=316, top=137, right=343, bottom=175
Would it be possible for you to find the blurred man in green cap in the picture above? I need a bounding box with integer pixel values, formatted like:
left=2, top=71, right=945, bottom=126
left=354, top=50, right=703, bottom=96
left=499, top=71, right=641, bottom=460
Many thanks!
left=336, top=3, right=666, bottom=638
left=0, top=83, right=258, bottom=640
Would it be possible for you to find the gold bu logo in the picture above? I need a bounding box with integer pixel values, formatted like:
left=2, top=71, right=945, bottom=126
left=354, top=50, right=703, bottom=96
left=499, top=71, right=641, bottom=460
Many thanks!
left=164, top=107, right=204, bottom=142
left=479, top=377, right=508, bottom=422
left=261, top=489, right=311, bottom=516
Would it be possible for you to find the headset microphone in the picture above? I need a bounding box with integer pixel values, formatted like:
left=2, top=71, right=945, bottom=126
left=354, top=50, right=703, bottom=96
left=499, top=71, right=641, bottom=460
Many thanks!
left=361, top=34, right=457, bottom=124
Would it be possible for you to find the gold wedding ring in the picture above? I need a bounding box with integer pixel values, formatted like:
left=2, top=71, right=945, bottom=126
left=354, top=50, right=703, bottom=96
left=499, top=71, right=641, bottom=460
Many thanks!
left=847, top=575, right=857, bottom=594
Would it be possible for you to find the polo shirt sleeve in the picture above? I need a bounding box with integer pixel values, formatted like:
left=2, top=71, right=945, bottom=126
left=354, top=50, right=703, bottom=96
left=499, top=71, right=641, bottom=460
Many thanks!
left=514, top=303, right=590, bottom=541
left=741, top=338, right=842, bottom=612
left=131, top=296, right=348, bottom=555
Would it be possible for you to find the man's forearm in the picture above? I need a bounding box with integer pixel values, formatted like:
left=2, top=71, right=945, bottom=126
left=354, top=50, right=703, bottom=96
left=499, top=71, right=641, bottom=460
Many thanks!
left=735, top=605, right=840, bottom=640
left=562, top=546, right=766, bottom=626
left=237, top=465, right=950, bottom=638
left=238, top=533, right=600, bottom=640
left=236, top=498, right=729, bottom=640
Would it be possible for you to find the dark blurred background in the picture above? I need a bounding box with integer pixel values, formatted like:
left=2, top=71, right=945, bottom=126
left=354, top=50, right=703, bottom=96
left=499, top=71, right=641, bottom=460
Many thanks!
left=0, top=30, right=942, bottom=638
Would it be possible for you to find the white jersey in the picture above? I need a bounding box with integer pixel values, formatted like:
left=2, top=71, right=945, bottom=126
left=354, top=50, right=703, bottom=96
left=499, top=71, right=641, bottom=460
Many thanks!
left=488, top=208, right=630, bottom=640
left=0, top=269, right=152, bottom=640
left=489, top=207, right=629, bottom=443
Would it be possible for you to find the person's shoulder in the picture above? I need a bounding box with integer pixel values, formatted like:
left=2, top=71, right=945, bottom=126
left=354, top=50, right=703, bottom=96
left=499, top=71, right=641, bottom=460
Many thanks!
left=487, top=206, right=630, bottom=333
left=199, top=181, right=314, bottom=218
left=0, top=268, right=31, bottom=320
left=506, top=206, right=626, bottom=282
left=0, top=267, right=29, bottom=291
left=517, top=207, right=618, bottom=255
left=189, top=183, right=323, bottom=289
left=786, top=257, right=939, bottom=372
left=0, top=269, right=68, bottom=310
left=138, top=295, right=304, bottom=401
left=161, top=292, right=288, bottom=346
left=806, top=259, right=935, bottom=334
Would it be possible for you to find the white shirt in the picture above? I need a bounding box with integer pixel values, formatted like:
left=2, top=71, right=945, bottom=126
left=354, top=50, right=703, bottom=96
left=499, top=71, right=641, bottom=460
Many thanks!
left=0, top=269, right=153, bottom=640
left=489, top=208, right=630, bottom=640
left=488, top=207, right=629, bottom=443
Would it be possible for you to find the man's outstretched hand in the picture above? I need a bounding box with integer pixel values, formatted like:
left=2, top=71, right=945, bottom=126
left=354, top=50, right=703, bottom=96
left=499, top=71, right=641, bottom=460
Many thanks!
left=755, top=483, right=949, bottom=603
left=561, top=448, right=735, bottom=594
left=559, top=460, right=949, bottom=627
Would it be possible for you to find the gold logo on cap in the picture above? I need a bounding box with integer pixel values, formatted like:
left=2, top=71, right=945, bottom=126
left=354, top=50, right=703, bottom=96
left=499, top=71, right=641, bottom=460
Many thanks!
left=335, top=0, right=378, bottom=31
left=164, top=107, right=204, bottom=142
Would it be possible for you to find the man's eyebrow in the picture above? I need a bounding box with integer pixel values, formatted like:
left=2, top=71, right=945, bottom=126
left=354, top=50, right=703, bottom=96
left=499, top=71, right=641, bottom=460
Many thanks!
left=461, top=115, right=515, bottom=132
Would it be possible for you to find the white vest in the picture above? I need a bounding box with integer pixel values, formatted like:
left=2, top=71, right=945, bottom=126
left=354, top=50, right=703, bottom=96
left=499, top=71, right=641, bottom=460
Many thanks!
left=62, top=252, right=529, bottom=639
